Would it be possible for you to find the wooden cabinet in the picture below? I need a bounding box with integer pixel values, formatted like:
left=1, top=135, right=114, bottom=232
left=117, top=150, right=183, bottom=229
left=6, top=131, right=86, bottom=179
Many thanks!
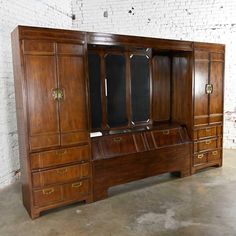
left=12, top=26, right=224, bottom=219
left=192, top=43, right=224, bottom=173
left=12, top=27, right=92, bottom=219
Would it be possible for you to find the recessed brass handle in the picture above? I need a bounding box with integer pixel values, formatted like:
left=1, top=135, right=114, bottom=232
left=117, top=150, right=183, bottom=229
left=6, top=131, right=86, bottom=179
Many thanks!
left=72, top=182, right=82, bottom=188
left=205, top=84, right=213, bottom=94
left=163, top=130, right=170, bottom=135
left=212, top=151, right=218, bottom=156
left=42, top=188, right=54, bottom=195
left=197, top=154, right=204, bottom=159
left=56, top=150, right=67, bottom=155
left=113, top=137, right=122, bottom=142
left=56, top=168, right=68, bottom=175
left=205, top=140, right=211, bottom=145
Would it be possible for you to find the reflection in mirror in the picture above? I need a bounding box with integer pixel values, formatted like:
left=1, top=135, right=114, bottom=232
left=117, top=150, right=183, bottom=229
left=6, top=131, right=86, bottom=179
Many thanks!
left=131, top=55, right=150, bottom=123
left=105, top=54, right=128, bottom=127
left=88, top=53, right=102, bottom=129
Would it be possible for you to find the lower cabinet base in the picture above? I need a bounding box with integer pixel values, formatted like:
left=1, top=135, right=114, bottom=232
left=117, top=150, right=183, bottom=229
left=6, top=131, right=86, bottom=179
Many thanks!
left=92, top=144, right=191, bottom=201
left=28, top=195, right=92, bottom=219
left=191, top=161, right=222, bottom=174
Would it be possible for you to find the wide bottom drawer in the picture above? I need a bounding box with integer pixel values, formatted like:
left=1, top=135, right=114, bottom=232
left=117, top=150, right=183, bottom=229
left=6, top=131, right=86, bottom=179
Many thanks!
left=33, top=179, right=90, bottom=208
left=193, top=150, right=221, bottom=167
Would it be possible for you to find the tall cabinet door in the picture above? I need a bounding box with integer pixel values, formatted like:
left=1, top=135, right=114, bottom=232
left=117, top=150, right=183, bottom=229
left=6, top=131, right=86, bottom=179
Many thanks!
left=24, top=40, right=60, bottom=151
left=194, top=51, right=209, bottom=126
left=57, top=43, right=89, bottom=146
left=209, top=53, right=224, bottom=124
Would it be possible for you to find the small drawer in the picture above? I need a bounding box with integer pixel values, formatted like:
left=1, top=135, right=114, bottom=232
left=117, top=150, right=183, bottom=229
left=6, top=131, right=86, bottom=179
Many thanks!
left=152, top=128, right=182, bottom=147
left=194, top=153, right=207, bottom=166
left=63, top=179, right=90, bottom=201
left=32, top=163, right=90, bottom=188
left=33, top=186, right=63, bottom=207
left=194, top=138, right=218, bottom=153
left=208, top=150, right=221, bottom=162
left=31, top=145, right=90, bottom=170
left=197, top=127, right=217, bottom=139
left=100, top=134, right=136, bottom=158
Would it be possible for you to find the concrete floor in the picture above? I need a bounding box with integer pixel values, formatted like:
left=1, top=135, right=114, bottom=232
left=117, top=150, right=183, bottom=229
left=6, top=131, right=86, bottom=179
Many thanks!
left=0, top=149, right=236, bottom=236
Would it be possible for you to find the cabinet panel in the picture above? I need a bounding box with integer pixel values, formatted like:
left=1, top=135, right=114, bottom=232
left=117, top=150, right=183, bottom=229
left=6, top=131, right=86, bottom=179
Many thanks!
left=194, top=59, right=209, bottom=118
left=88, top=53, right=102, bottom=129
left=58, top=51, right=89, bottom=145
left=209, top=60, right=224, bottom=115
left=152, top=56, right=171, bottom=122
left=25, top=55, right=60, bottom=150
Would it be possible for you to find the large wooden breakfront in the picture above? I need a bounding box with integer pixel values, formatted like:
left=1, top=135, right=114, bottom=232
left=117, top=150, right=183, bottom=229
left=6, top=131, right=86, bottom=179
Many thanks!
left=11, top=26, right=224, bottom=218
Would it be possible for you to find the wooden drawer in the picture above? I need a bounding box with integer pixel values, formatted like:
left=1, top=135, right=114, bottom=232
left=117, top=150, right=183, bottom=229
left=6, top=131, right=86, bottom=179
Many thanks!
left=31, top=145, right=90, bottom=170
left=193, top=153, right=207, bottom=166
left=194, top=126, right=217, bottom=140
left=64, top=179, right=90, bottom=201
left=100, top=134, right=136, bottom=158
left=33, top=186, right=63, bottom=207
left=32, top=163, right=90, bottom=188
left=151, top=128, right=182, bottom=147
left=194, top=138, right=218, bottom=153
left=208, top=150, right=221, bottom=162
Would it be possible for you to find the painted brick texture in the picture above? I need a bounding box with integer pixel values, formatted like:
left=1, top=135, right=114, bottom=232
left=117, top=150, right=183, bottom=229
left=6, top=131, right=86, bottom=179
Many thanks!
left=0, top=0, right=72, bottom=187
left=72, top=0, right=236, bottom=149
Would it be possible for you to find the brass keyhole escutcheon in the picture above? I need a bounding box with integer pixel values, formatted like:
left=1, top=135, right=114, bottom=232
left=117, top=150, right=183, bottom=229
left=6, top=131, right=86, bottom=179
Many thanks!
left=205, top=84, right=213, bottom=94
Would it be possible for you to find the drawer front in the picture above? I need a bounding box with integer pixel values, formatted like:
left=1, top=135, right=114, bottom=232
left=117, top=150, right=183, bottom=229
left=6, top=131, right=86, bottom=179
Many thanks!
left=152, top=129, right=182, bottom=147
left=194, top=138, right=218, bottom=153
left=194, top=153, right=207, bottom=166
left=100, top=134, right=136, bottom=158
left=33, top=186, right=63, bottom=207
left=64, top=179, right=90, bottom=201
left=208, top=150, right=221, bottom=162
left=197, top=127, right=217, bottom=139
left=32, top=163, right=90, bottom=188
left=31, top=145, right=90, bottom=170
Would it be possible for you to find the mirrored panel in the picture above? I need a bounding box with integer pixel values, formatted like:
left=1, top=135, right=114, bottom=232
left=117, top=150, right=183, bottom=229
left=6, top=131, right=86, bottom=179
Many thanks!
left=88, top=53, right=102, bottom=129
left=105, top=54, right=128, bottom=127
left=131, top=55, right=150, bottom=123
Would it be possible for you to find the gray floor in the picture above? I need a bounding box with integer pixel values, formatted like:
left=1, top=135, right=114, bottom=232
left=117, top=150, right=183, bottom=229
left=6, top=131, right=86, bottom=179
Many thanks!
left=0, top=149, right=236, bottom=236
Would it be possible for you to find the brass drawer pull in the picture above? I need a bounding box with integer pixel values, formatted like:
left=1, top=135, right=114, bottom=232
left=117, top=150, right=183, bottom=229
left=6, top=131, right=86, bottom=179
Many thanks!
left=205, top=140, right=211, bottom=145
left=197, top=154, right=204, bottom=159
left=72, top=182, right=82, bottom=188
left=113, top=137, right=122, bottom=142
left=162, top=130, right=170, bottom=135
left=42, top=188, right=54, bottom=195
left=56, top=168, right=68, bottom=175
left=56, top=150, right=67, bottom=155
left=212, top=151, right=218, bottom=156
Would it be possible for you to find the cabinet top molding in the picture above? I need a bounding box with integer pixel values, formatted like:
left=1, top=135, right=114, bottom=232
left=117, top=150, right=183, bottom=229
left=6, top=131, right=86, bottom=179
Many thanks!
left=12, top=25, right=225, bottom=53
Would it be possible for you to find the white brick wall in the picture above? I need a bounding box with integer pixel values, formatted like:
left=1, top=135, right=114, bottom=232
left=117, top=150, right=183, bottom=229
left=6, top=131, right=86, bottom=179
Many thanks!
left=72, top=0, right=236, bottom=149
left=0, top=0, right=72, bottom=188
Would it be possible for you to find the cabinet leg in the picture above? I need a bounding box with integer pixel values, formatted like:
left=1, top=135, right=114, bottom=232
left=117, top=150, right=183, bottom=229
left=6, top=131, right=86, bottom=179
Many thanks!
left=30, top=210, right=40, bottom=219
left=180, top=169, right=191, bottom=178
left=93, top=188, right=109, bottom=202
left=85, top=195, right=94, bottom=204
